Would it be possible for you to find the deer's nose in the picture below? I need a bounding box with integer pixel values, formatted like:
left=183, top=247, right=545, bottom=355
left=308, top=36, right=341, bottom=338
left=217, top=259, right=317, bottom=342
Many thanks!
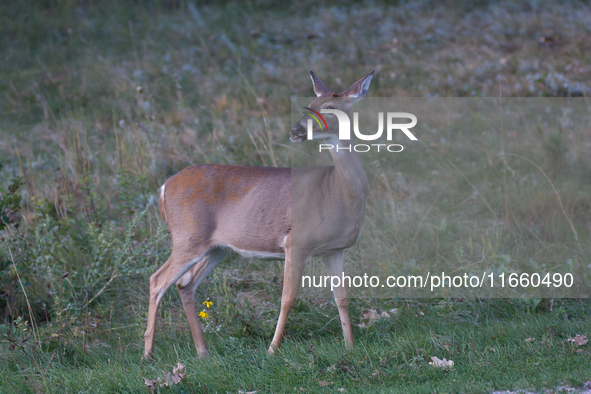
left=290, top=124, right=305, bottom=137
left=290, top=124, right=307, bottom=142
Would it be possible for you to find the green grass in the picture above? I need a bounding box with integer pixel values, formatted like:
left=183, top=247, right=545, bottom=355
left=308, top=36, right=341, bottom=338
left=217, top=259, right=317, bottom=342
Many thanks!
left=1, top=298, right=590, bottom=393
left=1, top=0, right=591, bottom=392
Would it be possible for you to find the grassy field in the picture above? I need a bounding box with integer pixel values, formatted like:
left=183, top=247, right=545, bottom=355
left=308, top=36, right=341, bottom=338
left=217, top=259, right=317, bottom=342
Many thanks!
left=1, top=0, right=591, bottom=392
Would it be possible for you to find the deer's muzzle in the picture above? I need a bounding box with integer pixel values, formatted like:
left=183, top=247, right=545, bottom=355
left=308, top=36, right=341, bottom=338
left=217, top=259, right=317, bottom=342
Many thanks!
left=290, top=124, right=307, bottom=142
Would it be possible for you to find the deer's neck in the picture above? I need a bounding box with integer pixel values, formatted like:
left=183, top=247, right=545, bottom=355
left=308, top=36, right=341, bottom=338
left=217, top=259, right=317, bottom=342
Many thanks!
left=324, top=134, right=369, bottom=203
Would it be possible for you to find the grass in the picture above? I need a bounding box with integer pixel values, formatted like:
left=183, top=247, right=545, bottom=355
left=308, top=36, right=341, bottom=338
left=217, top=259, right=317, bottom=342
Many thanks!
left=1, top=0, right=591, bottom=392
left=1, top=298, right=590, bottom=393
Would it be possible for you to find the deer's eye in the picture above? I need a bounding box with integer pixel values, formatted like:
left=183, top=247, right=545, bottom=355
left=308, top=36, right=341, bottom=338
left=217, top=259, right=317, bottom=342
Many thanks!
left=325, top=105, right=335, bottom=110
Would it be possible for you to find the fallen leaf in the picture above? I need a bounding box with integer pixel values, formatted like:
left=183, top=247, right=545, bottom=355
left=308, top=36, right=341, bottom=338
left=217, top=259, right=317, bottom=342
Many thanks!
left=144, top=378, right=158, bottom=391
left=524, top=338, right=534, bottom=342
left=170, top=373, right=182, bottom=385
left=172, top=362, right=186, bottom=383
left=318, top=380, right=333, bottom=386
left=362, top=309, right=380, bottom=322
left=238, top=390, right=259, bottom=394
left=360, top=309, right=397, bottom=328
left=143, top=362, right=187, bottom=390
left=568, top=335, right=588, bottom=346
left=429, top=356, right=454, bottom=369
left=161, top=372, right=171, bottom=388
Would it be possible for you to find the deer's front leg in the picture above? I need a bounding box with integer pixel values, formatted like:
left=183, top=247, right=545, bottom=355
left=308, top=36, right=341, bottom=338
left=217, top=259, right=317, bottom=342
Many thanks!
left=268, top=242, right=307, bottom=354
left=323, top=250, right=354, bottom=347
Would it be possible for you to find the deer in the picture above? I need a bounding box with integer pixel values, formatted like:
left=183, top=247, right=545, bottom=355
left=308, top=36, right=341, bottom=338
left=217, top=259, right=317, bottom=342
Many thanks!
left=143, top=70, right=374, bottom=360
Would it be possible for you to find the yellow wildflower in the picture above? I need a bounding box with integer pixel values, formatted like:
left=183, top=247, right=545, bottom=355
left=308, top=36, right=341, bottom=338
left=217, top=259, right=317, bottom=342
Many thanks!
left=198, top=311, right=209, bottom=319
left=202, top=300, right=213, bottom=308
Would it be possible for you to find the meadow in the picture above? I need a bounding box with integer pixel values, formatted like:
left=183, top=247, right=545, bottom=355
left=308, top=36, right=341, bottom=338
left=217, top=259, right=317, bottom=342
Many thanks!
left=1, top=0, right=591, bottom=392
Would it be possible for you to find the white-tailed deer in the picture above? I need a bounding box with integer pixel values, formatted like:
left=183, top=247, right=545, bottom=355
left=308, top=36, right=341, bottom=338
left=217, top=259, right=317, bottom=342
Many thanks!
left=144, top=70, right=374, bottom=359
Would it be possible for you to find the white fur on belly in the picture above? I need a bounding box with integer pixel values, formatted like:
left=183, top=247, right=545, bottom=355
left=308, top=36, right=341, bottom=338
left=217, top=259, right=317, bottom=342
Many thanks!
left=221, top=244, right=285, bottom=260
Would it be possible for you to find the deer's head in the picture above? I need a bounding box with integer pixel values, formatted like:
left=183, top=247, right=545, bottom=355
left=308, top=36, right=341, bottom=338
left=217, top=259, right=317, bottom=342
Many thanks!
left=290, top=70, right=375, bottom=142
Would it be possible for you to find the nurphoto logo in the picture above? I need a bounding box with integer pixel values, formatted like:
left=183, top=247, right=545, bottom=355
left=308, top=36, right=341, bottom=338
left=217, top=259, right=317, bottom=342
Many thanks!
left=302, top=108, right=418, bottom=153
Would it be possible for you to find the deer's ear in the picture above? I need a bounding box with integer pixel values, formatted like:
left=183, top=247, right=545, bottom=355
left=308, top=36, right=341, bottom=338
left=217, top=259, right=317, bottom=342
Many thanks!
left=310, top=71, right=332, bottom=97
left=341, top=70, right=375, bottom=99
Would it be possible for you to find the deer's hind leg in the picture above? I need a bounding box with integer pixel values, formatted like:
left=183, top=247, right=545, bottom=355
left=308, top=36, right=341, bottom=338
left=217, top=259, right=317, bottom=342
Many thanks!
left=176, top=247, right=227, bottom=358
left=143, top=243, right=210, bottom=360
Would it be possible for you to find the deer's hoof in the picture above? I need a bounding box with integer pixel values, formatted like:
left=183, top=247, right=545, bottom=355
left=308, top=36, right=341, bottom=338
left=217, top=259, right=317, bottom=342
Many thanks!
left=142, top=350, right=154, bottom=361
left=197, top=351, right=210, bottom=359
